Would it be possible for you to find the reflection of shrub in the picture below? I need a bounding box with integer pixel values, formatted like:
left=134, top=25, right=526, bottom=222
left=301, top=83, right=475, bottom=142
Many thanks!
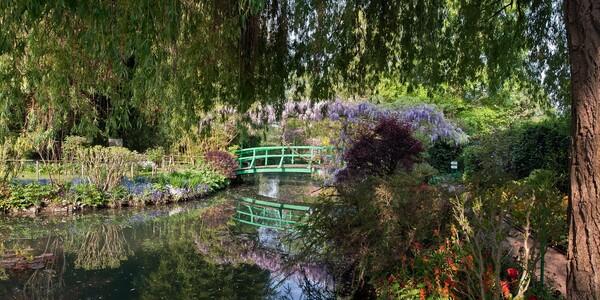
left=71, top=224, right=131, bottom=270
left=337, top=118, right=423, bottom=182
left=205, top=150, right=237, bottom=179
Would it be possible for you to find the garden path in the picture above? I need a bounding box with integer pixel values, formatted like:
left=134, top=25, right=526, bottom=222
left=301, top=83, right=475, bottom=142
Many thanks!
left=507, top=233, right=567, bottom=297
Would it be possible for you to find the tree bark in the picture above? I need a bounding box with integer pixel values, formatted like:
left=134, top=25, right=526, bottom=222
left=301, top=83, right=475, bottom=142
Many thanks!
left=566, top=0, right=600, bottom=298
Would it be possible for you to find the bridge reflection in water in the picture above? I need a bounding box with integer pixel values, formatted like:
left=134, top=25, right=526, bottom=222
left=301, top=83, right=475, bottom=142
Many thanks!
left=232, top=145, right=333, bottom=230
left=233, top=195, right=311, bottom=231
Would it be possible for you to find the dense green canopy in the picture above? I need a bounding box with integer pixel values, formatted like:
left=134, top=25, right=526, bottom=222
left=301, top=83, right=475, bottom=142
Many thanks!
left=0, top=0, right=568, bottom=147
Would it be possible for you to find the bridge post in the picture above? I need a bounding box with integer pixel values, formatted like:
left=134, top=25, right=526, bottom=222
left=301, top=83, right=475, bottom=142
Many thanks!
left=278, top=147, right=285, bottom=168
left=291, top=148, right=295, bottom=164
left=265, top=148, right=268, bottom=166
left=250, top=148, right=256, bottom=168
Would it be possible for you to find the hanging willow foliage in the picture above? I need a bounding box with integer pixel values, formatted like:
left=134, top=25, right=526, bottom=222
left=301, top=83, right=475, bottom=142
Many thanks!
left=0, top=0, right=568, bottom=147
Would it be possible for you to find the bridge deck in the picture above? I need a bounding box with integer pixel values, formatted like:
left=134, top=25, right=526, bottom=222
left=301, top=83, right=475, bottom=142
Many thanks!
left=236, top=164, right=317, bottom=174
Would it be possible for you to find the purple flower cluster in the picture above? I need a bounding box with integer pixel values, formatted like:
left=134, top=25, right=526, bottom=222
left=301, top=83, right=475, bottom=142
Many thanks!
left=399, top=105, right=466, bottom=145
left=11, top=179, right=51, bottom=186
left=197, top=99, right=466, bottom=146
left=120, top=177, right=153, bottom=196
left=282, top=128, right=306, bottom=144
left=145, top=188, right=168, bottom=203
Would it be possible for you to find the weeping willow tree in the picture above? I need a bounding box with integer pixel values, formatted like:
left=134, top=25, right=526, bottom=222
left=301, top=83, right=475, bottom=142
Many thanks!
left=0, top=0, right=568, bottom=147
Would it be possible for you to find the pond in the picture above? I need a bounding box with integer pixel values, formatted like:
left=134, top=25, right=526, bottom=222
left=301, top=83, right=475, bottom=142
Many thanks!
left=0, top=174, right=332, bottom=299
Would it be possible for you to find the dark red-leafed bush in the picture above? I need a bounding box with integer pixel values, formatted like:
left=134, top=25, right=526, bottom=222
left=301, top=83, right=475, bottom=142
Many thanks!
left=205, top=150, right=237, bottom=179
left=337, top=117, right=424, bottom=182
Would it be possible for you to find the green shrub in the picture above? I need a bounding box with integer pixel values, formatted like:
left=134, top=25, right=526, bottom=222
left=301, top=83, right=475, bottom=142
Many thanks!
left=145, top=147, right=165, bottom=165
left=0, top=182, right=59, bottom=211
left=462, top=118, right=569, bottom=191
left=299, top=165, right=453, bottom=287
left=509, top=119, right=569, bottom=191
left=425, top=140, right=462, bottom=173
left=62, top=136, right=89, bottom=162
left=72, top=183, right=107, bottom=207
left=154, top=168, right=226, bottom=191
left=77, top=146, right=141, bottom=192
left=0, top=136, right=30, bottom=182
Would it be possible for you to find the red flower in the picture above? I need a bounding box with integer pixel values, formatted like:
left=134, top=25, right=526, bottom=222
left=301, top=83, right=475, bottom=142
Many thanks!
left=414, top=243, right=422, bottom=250
left=421, top=182, right=427, bottom=190
left=507, top=267, right=519, bottom=281
left=501, top=281, right=511, bottom=298
left=388, top=276, right=394, bottom=283
left=527, top=295, right=539, bottom=300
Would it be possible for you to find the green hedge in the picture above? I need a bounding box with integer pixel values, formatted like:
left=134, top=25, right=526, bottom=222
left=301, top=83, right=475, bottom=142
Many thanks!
left=462, top=118, right=569, bottom=191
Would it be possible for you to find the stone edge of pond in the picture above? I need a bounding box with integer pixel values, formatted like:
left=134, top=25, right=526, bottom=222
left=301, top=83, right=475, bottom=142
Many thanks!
left=2, top=185, right=230, bottom=217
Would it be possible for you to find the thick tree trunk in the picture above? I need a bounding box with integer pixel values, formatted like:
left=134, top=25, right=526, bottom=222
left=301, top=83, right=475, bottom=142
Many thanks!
left=566, top=0, right=600, bottom=298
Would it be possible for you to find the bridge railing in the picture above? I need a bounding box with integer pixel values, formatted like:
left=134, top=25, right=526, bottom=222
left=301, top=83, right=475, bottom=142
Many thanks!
left=235, top=146, right=340, bottom=174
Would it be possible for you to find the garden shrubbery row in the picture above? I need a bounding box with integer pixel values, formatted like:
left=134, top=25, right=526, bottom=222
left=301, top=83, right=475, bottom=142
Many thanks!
left=0, top=145, right=238, bottom=213
left=297, top=116, right=565, bottom=299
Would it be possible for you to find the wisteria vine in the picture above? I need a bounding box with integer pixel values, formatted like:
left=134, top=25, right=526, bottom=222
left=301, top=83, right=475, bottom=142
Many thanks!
left=200, top=99, right=467, bottom=146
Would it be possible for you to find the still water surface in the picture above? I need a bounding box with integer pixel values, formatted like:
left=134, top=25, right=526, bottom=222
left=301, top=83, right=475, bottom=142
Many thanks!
left=0, top=174, right=331, bottom=299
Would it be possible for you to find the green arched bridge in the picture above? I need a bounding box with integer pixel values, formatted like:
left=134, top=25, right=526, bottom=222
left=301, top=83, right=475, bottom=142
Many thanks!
left=234, top=146, right=340, bottom=175
left=232, top=146, right=340, bottom=230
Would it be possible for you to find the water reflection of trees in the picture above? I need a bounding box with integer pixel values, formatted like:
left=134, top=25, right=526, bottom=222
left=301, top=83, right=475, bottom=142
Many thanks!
left=65, top=223, right=131, bottom=270
left=22, top=236, right=66, bottom=300
left=194, top=232, right=334, bottom=299
left=0, top=235, right=67, bottom=300
left=0, top=193, right=333, bottom=298
left=134, top=199, right=332, bottom=299
left=136, top=237, right=277, bottom=299
left=193, top=200, right=334, bottom=299
left=130, top=200, right=276, bottom=299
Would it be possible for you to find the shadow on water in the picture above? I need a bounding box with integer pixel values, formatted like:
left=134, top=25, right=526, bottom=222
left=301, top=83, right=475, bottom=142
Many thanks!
left=0, top=174, right=333, bottom=299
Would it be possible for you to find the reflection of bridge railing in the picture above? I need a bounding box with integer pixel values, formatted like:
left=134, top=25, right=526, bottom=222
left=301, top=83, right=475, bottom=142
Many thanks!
left=233, top=195, right=311, bottom=231
left=234, top=146, right=340, bottom=175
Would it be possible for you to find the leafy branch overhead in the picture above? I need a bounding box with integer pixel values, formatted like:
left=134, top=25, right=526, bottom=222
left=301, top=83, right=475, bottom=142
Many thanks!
left=0, top=0, right=568, bottom=144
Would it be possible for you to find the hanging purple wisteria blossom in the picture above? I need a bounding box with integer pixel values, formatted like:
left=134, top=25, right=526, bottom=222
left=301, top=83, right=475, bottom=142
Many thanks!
left=196, top=99, right=466, bottom=147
